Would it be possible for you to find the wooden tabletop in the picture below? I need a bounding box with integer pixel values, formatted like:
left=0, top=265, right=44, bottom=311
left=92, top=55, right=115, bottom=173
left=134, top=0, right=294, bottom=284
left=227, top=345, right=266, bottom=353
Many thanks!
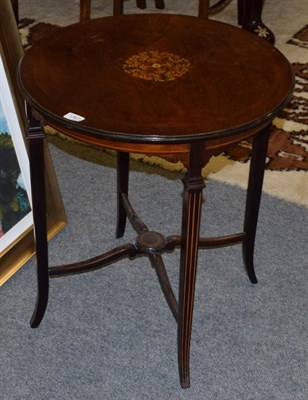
left=18, top=14, right=294, bottom=144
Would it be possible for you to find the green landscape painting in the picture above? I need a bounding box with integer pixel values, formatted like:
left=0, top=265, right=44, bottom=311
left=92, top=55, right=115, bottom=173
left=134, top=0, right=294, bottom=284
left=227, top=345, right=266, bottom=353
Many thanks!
left=0, top=97, right=31, bottom=239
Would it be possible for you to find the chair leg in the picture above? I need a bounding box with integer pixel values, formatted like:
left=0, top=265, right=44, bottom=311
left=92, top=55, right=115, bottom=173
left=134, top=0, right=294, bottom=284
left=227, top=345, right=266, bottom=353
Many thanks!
left=82, top=0, right=166, bottom=20
left=10, top=0, right=19, bottom=22
left=154, top=0, right=165, bottom=9
left=79, top=0, right=124, bottom=20
left=198, top=0, right=210, bottom=19
left=136, top=0, right=165, bottom=10
left=237, top=0, right=245, bottom=25
left=237, top=0, right=275, bottom=43
left=113, top=0, right=124, bottom=16
left=136, top=0, right=146, bottom=9
left=80, top=0, right=91, bottom=21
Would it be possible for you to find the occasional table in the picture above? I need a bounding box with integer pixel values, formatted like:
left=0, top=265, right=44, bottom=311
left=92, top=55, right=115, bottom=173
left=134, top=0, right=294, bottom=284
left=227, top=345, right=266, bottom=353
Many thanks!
left=17, top=13, right=293, bottom=388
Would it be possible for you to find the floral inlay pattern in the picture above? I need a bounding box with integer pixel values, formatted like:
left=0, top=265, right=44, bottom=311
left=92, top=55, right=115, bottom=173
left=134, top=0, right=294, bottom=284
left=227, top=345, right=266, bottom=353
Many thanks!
left=123, top=51, right=190, bottom=82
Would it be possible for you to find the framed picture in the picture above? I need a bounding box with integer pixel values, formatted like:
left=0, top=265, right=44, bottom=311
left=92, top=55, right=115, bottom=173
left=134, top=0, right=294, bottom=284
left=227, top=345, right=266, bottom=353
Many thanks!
left=0, top=54, right=33, bottom=255
left=0, top=0, right=66, bottom=285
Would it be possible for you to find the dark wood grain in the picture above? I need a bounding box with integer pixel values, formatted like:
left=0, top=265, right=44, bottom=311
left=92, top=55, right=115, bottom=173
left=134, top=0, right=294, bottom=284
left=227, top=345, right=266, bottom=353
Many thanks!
left=18, top=14, right=292, bottom=143
left=238, top=0, right=275, bottom=43
left=26, top=107, right=49, bottom=328
left=178, top=144, right=207, bottom=388
left=242, top=124, right=271, bottom=283
left=116, top=151, right=129, bottom=238
left=18, top=12, right=294, bottom=389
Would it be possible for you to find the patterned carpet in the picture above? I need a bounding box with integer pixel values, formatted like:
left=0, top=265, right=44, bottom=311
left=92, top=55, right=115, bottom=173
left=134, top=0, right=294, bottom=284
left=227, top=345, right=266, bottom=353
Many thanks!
left=225, top=25, right=308, bottom=172
left=18, top=14, right=308, bottom=206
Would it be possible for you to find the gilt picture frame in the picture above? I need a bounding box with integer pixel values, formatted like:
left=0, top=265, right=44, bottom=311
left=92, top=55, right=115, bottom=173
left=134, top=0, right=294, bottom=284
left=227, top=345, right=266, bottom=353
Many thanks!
left=0, top=0, right=66, bottom=285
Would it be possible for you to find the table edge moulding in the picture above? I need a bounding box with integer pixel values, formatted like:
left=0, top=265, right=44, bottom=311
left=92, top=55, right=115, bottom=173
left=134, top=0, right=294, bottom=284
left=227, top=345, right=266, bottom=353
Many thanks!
left=17, top=13, right=294, bottom=389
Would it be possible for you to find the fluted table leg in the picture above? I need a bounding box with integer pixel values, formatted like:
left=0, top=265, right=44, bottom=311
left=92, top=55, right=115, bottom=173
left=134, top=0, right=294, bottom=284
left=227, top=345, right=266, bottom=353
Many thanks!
left=178, top=144, right=207, bottom=388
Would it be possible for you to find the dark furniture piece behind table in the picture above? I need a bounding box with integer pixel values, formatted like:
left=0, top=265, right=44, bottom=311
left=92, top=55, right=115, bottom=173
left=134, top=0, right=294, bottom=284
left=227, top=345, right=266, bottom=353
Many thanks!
left=10, top=0, right=19, bottom=21
left=12, top=0, right=275, bottom=43
left=18, top=7, right=292, bottom=389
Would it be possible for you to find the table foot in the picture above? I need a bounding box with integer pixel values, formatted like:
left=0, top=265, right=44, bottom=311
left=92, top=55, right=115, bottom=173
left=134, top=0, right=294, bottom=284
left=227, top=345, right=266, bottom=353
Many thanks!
left=243, top=125, right=271, bottom=284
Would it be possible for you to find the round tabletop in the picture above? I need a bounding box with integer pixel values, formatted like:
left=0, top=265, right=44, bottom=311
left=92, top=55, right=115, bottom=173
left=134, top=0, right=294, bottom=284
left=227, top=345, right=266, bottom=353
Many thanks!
left=18, top=14, right=294, bottom=144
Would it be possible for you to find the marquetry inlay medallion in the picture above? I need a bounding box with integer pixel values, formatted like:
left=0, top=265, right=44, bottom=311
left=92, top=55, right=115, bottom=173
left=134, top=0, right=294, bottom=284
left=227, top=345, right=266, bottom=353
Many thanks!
left=123, top=51, right=190, bottom=82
